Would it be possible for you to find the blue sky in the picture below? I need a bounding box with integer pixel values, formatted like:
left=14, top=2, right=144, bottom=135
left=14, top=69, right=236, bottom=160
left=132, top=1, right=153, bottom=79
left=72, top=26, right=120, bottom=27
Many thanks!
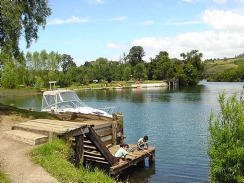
left=23, top=0, right=244, bottom=65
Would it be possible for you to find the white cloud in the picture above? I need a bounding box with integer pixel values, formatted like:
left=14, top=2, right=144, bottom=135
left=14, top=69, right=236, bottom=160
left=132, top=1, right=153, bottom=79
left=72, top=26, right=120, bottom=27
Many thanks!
left=212, top=0, right=228, bottom=4
left=48, top=16, right=89, bottom=25
left=131, top=30, right=244, bottom=59
left=109, top=16, right=126, bottom=21
left=87, top=0, right=105, bottom=5
left=203, top=9, right=244, bottom=31
left=181, top=0, right=197, bottom=3
left=142, top=20, right=155, bottom=26
left=107, top=42, right=125, bottom=49
left=166, top=20, right=202, bottom=26
left=127, top=9, right=244, bottom=60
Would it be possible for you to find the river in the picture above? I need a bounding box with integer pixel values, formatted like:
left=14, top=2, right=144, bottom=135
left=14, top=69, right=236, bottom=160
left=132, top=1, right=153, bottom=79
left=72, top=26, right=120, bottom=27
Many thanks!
left=0, top=82, right=243, bottom=183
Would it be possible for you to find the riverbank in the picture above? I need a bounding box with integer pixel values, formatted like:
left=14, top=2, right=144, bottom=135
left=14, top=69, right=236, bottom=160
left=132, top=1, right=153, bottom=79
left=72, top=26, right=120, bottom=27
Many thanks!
left=31, top=139, right=115, bottom=183
left=0, top=80, right=168, bottom=94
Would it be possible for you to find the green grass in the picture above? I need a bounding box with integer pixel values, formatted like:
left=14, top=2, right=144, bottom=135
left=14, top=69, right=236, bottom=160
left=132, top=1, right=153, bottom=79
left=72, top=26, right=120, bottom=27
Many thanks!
left=0, top=103, right=58, bottom=119
left=31, top=139, right=115, bottom=183
left=204, top=58, right=244, bottom=75
left=0, top=171, right=10, bottom=183
left=0, top=88, right=40, bottom=97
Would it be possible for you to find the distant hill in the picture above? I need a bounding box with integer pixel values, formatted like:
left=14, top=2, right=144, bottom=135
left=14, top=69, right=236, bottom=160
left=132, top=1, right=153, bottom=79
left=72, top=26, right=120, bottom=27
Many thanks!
left=204, top=57, right=244, bottom=76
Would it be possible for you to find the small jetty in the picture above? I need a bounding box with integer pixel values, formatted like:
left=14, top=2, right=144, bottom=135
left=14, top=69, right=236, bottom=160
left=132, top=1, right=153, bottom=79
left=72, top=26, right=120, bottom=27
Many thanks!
left=4, top=113, right=155, bottom=176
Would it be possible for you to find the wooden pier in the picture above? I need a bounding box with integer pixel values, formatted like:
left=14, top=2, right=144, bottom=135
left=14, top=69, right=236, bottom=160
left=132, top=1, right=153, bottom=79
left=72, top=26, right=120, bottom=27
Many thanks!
left=4, top=115, right=155, bottom=176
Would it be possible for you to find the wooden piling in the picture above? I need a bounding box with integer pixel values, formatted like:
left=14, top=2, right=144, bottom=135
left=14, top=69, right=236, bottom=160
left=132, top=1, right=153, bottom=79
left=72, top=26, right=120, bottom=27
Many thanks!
left=149, top=152, right=155, bottom=166
left=74, top=134, right=84, bottom=167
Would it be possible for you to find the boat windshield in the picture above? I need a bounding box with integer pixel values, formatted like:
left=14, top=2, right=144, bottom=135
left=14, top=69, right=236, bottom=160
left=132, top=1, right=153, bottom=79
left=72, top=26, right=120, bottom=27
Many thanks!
left=59, top=92, right=87, bottom=107
left=42, top=91, right=87, bottom=110
left=60, top=92, right=80, bottom=101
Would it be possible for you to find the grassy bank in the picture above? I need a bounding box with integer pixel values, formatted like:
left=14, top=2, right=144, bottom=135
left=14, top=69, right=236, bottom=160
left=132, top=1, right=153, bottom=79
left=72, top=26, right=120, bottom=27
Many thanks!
left=204, top=57, right=244, bottom=75
left=0, top=88, right=41, bottom=97
left=31, top=139, right=115, bottom=183
left=0, top=103, right=58, bottom=119
left=0, top=171, right=10, bottom=183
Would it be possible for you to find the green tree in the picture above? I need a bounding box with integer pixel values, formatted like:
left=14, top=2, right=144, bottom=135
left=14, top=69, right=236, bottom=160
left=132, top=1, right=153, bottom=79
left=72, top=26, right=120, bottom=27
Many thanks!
left=123, top=65, right=132, bottom=81
left=1, top=62, right=19, bottom=88
left=180, top=50, right=203, bottom=76
left=134, top=63, right=147, bottom=81
left=208, top=94, right=244, bottom=183
left=127, top=46, right=145, bottom=66
left=61, top=54, right=76, bottom=74
left=0, top=0, right=51, bottom=58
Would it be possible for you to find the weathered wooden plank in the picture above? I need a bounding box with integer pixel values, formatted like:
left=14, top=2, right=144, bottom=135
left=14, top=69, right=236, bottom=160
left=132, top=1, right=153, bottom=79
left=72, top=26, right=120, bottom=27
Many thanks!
left=74, top=134, right=84, bottom=167
left=21, top=121, right=79, bottom=130
left=84, top=144, right=97, bottom=150
left=100, top=135, right=112, bottom=142
left=29, top=119, right=86, bottom=128
left=95, top=128, right=112, bottom=137
left=84, top=150, right=101, bottom=156
left=12, top=126, right=57, bottom=136
left=84, top=154, right=106, bottom=161
left=85, top=158, right=109, bottom=164
left=93, top=123, right=112, bottom=130
left=109, top=148, right=155, bottom=175
left=111, top=121, right=117, bottom=145
left=86, top=126, right=117, bottom=166
left=13, top=122, right=73, bottom=133
left=4, top=130, right=48, bottom=145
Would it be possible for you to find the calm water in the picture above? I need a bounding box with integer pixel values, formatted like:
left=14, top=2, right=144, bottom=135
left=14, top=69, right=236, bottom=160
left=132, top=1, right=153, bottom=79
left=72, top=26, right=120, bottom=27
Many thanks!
left=0, top=82, right=243, bottom=183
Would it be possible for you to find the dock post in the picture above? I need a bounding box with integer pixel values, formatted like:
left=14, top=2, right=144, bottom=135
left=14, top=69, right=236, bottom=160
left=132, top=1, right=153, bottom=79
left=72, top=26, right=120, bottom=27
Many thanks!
left=137, top=160, right=145, bottom=168
left=149, top=151, right=155, bottom=166
left=112, top=121, right=117, bottom=145
left=74, top=133, right=84, bottom=168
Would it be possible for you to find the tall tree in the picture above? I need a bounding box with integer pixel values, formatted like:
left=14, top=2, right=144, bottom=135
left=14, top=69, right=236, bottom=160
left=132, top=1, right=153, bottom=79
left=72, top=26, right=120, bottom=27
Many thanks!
left=127, top=46, right=145, bottom=66
left=0, top=0, right=51, bottom=59
left=61, top=54, right=76, bottom=74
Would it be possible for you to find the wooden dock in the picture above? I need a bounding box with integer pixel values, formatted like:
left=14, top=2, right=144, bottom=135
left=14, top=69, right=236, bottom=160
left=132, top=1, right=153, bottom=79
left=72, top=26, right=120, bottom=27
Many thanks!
left=4, top=116, right=155, bottom=176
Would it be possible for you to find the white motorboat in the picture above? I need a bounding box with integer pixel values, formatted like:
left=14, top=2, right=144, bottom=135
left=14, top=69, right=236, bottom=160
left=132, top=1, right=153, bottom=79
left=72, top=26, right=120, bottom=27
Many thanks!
left=41, top=89, right=113, bottom=118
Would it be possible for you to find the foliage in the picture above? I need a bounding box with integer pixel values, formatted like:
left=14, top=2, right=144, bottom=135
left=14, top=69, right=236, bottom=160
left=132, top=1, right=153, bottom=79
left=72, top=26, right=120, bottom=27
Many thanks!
left=31, top=139, right=115, bottom=183
left=133, top=63, right=147, bottom=80
left=0, top=48, right=204, bottom=88
left=126, top=46, right=145, bottom=66
left=208, top=94, right=244, bottom=183
left=1, top=62, right=19, bottom=88
left=0, top=171, right=10, bottom=183
left=61, top=54, right=76, bottom=74
left=35, top=76, right=44, bottom=89
left=204, top=57, right=244, bottom=81
left=207, top=66, right=244, bottom=82
left=0, top=0, right=51, bottom=58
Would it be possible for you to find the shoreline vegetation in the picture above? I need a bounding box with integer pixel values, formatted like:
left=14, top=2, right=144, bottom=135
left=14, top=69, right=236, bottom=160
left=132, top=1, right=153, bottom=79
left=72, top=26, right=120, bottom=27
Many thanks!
left=31, top=139, right=115, bottom=183
left=0, top=170, right=10, bottom=183
left=208, top=94, right=244, bottom=182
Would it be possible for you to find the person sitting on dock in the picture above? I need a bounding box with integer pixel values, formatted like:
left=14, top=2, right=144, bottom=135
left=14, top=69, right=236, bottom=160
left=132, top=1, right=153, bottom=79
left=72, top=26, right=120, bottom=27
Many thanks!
left=137, top=135, right=149, bottom=150
left=115, top=144, right=137, bottom=162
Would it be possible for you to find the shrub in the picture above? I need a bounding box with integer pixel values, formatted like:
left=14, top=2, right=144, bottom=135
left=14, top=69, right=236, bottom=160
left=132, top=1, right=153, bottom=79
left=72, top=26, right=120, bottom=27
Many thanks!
left=208, top=94, right=244, bottom=183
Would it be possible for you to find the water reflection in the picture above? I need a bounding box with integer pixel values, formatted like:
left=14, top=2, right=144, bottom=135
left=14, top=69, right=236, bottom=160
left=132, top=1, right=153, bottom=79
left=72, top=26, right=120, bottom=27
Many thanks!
left=120, top=163, right=156, bottom=183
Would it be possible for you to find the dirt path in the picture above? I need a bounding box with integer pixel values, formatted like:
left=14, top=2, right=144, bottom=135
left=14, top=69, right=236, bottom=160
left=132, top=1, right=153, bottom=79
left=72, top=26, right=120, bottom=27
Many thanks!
left=0, top=115, right=57, bottom=183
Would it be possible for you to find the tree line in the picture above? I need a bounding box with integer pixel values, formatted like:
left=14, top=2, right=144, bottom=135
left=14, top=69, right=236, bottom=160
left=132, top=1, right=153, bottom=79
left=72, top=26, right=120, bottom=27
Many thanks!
left=0, top=46, right=204, bottom=88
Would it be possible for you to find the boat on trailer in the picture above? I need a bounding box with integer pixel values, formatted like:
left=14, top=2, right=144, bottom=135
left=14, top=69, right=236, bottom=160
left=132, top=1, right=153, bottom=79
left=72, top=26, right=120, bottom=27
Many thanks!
left=41, top=89, right=113, bottom=118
